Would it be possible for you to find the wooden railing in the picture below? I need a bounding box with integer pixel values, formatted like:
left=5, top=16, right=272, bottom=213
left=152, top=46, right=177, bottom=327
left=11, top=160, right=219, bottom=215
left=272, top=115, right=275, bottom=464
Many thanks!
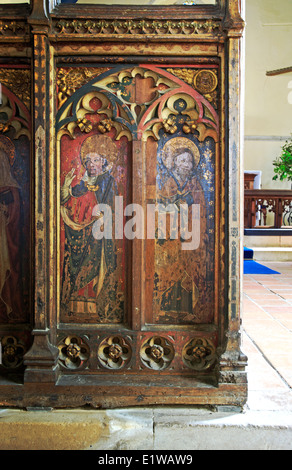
left=244, top=190, right=292, bottom=228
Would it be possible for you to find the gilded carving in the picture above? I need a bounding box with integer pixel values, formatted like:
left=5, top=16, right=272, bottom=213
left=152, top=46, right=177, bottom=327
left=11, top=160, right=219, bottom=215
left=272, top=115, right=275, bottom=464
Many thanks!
left=182, top=120, right=198, bottom=134
left=193, top=70, right=218, bottom=95
left=166, top=68, right=195, bottom=86
left=150, top=93, right=218, bottom=142
left=57, top=67, right=110, bottom=108
left=54, top=19, right=221, bottom=37
left=0, top=21, right=29, bottom=38
left=57, top=66, right=219, bottom=142
left=0, top=122, right=10, bottom=134
left=167, top=68, right=218, bottom=107
left=0, top=92, right=30, bottom=140
left=162, top=116, right=178, bottom=134
left=97, top=118, right=114, bottom=134
left=58, top=90, right=132, bottom=141
left=76, top=118, right=93, bottom=133
left=0, top=69, right=30, bottom=112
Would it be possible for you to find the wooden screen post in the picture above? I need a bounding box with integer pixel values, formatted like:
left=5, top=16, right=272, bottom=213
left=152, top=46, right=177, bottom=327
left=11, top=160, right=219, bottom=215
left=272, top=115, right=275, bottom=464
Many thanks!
left=218, top=0, right=248, bottom=389
left=23, top=0, right=59, bottom=384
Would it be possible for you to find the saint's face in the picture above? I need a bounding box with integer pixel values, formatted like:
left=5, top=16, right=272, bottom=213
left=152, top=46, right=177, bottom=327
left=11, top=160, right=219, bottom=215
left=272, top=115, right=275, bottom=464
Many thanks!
left=84, top=153, right=105, bottom=177
left=174, top=152, right=193, bottom=174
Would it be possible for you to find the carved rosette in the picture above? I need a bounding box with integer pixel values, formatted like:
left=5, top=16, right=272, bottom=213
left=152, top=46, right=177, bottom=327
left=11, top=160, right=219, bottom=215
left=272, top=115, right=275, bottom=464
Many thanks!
left=140, top=336, right=174, bottom=370
left=58, top=336, right=90, bottom=370
left=167, top=68, right=218, bottom=107
left=182, top=338, right=216, bottom=370
left=0, top=336, right=26, bottom=369
left=97, top=336, right=132, bottom=370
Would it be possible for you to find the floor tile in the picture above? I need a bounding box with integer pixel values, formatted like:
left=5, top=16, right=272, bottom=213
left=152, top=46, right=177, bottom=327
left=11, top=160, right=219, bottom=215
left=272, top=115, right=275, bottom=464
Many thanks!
left=243, top=261, right=292, bottom=407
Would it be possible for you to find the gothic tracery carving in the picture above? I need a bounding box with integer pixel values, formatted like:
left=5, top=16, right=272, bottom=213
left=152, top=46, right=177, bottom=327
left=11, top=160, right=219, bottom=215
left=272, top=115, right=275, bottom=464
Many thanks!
left=140, top=336, right=175, bottom=370
left=182, top=337, right=216, bottom=370
left=97, top=335, right=132, bottom=370
left=58, top=335, right=90, bottom=370
left=0, top=336, right=26, bottom=369
left=57, top=65, right=219, bottom=143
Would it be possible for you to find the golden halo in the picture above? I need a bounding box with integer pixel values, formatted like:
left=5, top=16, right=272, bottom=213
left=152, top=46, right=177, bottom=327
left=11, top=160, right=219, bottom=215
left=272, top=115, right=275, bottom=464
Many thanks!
left=80, top=134, right=118, bottom=167
left=161, top=137, right=200, bottom=170
left=0, top=135, right=16, bottom=166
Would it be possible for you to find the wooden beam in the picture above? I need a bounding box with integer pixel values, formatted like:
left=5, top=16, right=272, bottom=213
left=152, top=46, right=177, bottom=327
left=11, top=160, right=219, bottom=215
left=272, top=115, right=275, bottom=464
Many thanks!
left=266, top=66, right=292, bottom=76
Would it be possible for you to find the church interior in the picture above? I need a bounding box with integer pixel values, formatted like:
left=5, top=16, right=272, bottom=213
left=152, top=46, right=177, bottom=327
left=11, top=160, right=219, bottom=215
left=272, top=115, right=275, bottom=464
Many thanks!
left=0, top=0, right=291, bottom=450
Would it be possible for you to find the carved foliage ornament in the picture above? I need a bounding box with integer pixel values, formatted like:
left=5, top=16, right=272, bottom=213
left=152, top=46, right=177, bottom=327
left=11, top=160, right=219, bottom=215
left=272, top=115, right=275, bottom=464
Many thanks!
left=58, top=90, right=133, bottom=142
left=2, top=68, right=29, bottom=98
left=0, top=21, right=29, bottom=38
left=57, top=67, right=110, bottom=109
left=54, top=19, right=221, bottom=37
left=167, top=68, right=218, bottom=108
left=0, top=68, right=30, bottom=111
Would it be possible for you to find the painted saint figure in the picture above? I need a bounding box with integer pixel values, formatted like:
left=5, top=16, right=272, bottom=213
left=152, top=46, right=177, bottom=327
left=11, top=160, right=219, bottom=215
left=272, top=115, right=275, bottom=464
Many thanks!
left=0, top=137, right=23, bottom=320
left=60, top=134, right=119, bottom=317
left=154, top=137, right=209, bottom=323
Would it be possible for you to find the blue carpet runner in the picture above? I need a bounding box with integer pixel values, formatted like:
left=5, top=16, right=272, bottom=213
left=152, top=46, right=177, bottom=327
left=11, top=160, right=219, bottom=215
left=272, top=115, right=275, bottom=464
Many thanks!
left=244, top=260, right=280, bottom=275
left=244, top=247, right=280, bottom=275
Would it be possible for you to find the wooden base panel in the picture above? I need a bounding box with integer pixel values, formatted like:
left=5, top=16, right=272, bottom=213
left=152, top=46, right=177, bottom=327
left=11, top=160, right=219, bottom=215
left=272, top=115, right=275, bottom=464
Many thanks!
left=0, top=374, right=248, bottom=410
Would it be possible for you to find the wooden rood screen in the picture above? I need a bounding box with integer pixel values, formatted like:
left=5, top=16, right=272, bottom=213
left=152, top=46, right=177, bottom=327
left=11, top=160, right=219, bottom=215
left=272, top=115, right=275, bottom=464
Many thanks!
left=0, top=0, right=247, bottom=409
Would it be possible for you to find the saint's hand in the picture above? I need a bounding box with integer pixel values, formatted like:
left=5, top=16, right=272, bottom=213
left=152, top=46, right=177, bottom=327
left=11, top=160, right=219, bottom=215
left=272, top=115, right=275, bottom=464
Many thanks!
left=61, top=168, right=76, bottom=205
left=64, top=168, right=76, bottom=187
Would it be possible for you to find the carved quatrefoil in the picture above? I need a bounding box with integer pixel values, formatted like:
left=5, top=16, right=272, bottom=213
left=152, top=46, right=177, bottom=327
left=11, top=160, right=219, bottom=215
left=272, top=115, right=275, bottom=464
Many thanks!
left=182, top=337, right=216, bottom=370
left=0, top=336, right=25, bottom=369
left=58, top=335, right=90, bottom=370
left=97, top=335, right=132, bottom=370
left=140, top=336, right=174, bottom=370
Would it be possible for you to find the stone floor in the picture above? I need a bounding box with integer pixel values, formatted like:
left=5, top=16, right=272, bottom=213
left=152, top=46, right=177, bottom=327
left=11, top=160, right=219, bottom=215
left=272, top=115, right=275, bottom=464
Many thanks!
left=0, top=261, right=292, bottom=449
left=242, top=261, right=292, bottom=412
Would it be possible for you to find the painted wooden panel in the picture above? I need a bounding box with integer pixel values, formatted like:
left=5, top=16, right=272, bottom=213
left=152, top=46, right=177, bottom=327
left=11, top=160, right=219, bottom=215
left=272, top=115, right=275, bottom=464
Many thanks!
left=0, top=79, right=31, bottom=325
left=60, top=130, right=130, bottom=324
left=56, top=64, right=221, bottom=376
left=0, top=69, right=31, bottom=372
